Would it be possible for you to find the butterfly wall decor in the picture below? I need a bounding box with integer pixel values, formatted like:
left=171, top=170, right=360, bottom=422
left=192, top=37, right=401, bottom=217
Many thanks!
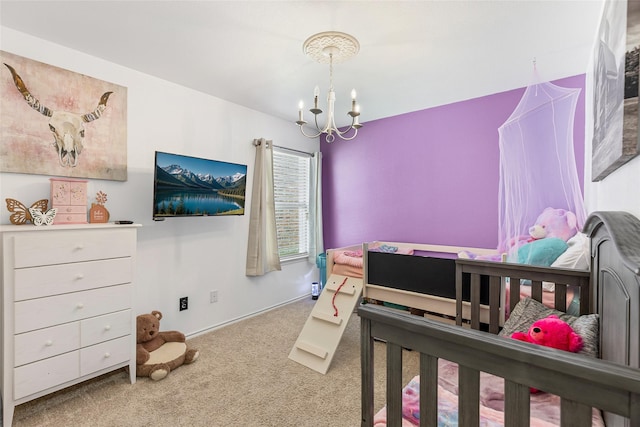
left=28, top=207, right=58, bottom=226
left=5, top=198, right=49, bottom=225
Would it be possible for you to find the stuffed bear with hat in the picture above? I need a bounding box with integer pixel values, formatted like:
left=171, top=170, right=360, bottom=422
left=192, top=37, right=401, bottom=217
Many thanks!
left=136, top=310, right=199, bottom=381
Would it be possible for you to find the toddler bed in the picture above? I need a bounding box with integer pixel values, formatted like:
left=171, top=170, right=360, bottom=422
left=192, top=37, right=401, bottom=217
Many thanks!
left=362, top=242, right=499, bottom=324
left=327, top=242, right=499, bottom=322
left=327, top=242, right=424, bottom=280
left=359, top=211, right=640, bottom=426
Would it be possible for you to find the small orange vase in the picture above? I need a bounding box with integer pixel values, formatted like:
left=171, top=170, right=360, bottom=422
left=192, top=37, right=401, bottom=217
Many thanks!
left=89, top=203, right=110, bottom=223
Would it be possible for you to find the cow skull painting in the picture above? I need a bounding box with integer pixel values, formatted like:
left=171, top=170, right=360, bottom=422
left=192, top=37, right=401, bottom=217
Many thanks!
left=3, top=63, right=112, bottom=168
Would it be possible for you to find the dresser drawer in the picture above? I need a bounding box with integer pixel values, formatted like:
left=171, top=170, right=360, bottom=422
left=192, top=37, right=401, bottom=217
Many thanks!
left=14, top=351, right=80, bottom=399
left=14, top=322, right=80, bottom=367
left=53, top=212, right=88, bottom=225
left=15, top=258, right=133, bottom=301
left=12, top=229, right=135, bottom=268
left=15, top=284, right=132, bottom=334
left=81, top=310, right=131, bottom=347
left=80, top=335, right=131, bottom=376
left=55, top=205, right=87, bottom=214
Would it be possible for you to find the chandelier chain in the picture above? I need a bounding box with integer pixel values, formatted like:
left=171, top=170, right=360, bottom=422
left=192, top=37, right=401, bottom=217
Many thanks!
left=329, top=53, right=334, bottom=91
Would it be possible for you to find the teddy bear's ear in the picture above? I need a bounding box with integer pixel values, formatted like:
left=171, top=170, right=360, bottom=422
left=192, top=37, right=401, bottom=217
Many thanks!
left=152, top=310, right=163, bottom=321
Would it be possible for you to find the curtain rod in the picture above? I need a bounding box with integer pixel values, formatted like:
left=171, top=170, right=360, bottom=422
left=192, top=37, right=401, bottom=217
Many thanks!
left=253, top=139, right=314, bottom=157
left=273, top=144, right=315, bottom=157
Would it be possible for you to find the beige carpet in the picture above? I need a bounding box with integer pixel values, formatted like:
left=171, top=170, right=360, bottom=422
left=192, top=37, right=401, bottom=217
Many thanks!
left=7, top=297, right=420, bottom=427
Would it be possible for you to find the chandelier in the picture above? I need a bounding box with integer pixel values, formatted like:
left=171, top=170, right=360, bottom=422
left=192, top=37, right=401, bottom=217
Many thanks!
left=296, top=31, right=362, bottom=143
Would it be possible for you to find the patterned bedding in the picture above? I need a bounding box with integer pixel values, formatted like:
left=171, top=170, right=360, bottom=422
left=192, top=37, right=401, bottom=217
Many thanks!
left=373, top=360, right=604, bottom=427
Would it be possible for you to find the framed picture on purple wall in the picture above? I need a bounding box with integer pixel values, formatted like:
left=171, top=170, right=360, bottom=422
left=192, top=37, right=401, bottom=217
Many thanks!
left=592, top=0, right=640, bottom=182
left=0, top=51, right=128, bottom=181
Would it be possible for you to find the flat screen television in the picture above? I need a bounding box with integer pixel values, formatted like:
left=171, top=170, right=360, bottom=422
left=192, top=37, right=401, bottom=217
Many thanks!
left=153, top=151, right=247, bottom=219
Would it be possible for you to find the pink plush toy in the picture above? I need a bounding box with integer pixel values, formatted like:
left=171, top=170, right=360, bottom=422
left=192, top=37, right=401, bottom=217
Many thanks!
left=511, top=315, right=583, bottom=392
left=511, top=315, right=583, bottom=352
left=505, top=207, right=579, bottom=251
left=528, top=207, right=578, bottom=242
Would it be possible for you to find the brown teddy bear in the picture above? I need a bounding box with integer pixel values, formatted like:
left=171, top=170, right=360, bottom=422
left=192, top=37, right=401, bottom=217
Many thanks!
left=136, top=310, right=199, bottom=381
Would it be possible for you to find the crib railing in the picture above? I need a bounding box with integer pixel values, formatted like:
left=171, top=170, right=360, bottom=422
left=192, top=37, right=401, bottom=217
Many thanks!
left=454, top=259, right=591, bottom=332
left=359, top=302, right=640, bottom=427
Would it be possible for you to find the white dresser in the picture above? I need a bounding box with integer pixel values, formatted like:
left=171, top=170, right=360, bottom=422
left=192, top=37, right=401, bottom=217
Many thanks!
left=0, top=224, right=139, bottom=427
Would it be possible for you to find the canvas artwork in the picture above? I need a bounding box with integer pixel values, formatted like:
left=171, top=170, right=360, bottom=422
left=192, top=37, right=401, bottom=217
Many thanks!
left=0, top=51, right=127, bottom=181
left=592, top=0, right=640, bottom=181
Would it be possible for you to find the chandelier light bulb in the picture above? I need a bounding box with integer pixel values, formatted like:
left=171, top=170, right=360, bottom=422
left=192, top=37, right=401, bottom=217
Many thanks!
left=351, top=89, right=358, bottom=113
left=296, top=100, right=306, bottom=125
left=313, top=86, right=320, bottom=110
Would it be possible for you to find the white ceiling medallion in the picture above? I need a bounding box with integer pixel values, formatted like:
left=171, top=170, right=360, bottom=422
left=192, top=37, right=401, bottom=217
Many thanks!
left=302, top=31, right=360, bottom=65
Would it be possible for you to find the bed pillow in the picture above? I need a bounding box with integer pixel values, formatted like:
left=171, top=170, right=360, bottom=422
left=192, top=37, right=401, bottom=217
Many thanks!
left=369, top=244, right=414, bottom=255
left=552, top=232, right=590, bottom=270
left=498, top=297, right=599, bottom=358
left=542, top=232, right=590, bottom=292
left=370, top=244, right=398, bottom=253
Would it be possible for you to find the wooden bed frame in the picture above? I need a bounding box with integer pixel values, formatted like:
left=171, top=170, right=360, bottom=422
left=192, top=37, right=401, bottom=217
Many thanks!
left=326, top=242, right=498, bottom=323
left=363, top=242, right=499, bottom=324
left=359, top=211, right=640, bottom=427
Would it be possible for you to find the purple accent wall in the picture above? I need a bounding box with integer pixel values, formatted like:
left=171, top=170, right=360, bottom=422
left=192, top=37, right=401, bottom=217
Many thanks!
left=321, top=74, right=586, bottom=250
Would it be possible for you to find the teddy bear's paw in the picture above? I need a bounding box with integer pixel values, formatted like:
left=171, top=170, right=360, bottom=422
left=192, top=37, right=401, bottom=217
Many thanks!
left=150, top=368, right=169, bottom=381
left=185, top=349, right=199, bottom=364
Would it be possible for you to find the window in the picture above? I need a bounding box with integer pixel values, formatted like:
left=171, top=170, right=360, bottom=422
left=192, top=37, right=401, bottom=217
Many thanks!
left=273, top=149, right=311, bottom=261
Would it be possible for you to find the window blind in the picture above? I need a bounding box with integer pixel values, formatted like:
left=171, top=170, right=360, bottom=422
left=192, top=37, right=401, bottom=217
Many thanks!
left=273, top=149, right=311, bottom=260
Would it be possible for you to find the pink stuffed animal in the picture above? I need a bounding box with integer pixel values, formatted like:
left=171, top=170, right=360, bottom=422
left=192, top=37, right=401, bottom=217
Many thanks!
left=511, top=315, right=583, bottom=352
left=528, top=207, right=578, bottom=242
left=505, top=208, right=579, bottom=251
left=511, top=315, right=583, bottom=392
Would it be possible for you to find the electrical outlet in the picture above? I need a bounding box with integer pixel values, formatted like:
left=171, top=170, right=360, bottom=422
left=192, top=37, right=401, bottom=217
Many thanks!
left=179, top=296, right=188, bottom=311
left=210, top=290, right=218, bottom=303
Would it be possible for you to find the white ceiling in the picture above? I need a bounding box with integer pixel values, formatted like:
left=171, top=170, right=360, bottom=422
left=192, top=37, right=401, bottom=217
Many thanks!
left=0, top=1, right=604, bottom=128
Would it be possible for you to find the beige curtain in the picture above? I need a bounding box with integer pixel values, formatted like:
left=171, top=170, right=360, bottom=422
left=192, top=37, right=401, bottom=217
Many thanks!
left=308, top=151, right=324, bottom=264
left=246, top=138, right=281, bottom=276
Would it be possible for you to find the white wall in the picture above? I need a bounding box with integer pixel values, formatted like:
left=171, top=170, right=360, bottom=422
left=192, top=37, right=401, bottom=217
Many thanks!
left=0, top=28, right=320, bottom=335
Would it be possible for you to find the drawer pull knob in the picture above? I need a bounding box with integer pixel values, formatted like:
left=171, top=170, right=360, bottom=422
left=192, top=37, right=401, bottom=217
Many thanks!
left=104, top=325, right=111, bottom=331
left=76, top=302, right=84, bottom=309
left=75, top=273, right=84, bottom=280
left=75, top=244, right=84, bottom=250
left=45, top=340, right=53, bottom=347
left=104, top=352, right=111, bottom=358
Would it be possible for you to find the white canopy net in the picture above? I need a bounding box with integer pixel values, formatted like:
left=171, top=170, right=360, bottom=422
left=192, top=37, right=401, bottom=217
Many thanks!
left=497, top=78, right=586, bottom=255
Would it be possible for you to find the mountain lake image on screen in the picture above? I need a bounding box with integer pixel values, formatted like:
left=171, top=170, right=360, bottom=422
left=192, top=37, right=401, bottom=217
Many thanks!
left=153, top=151, right=247, bottom=218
